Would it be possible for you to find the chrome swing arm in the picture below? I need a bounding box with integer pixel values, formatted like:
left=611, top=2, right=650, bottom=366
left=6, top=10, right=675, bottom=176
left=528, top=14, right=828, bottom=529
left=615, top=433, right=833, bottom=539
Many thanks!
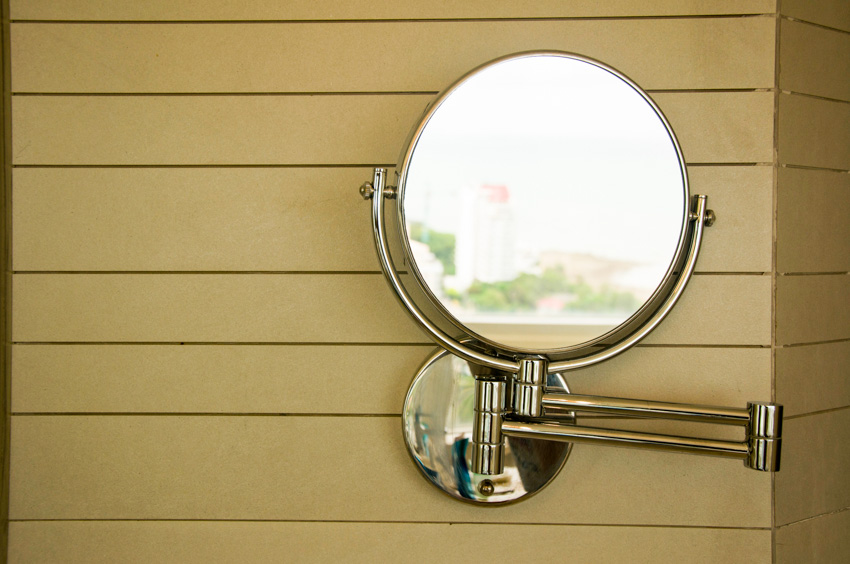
left=502, top=392, right=782, bottom=472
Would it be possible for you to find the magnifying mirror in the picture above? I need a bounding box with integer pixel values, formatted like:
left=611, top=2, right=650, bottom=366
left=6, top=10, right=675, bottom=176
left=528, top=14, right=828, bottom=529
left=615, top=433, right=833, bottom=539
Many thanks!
left=359, top=51, right=780, bottom=505
left=400, top=52, right=688, bottom=354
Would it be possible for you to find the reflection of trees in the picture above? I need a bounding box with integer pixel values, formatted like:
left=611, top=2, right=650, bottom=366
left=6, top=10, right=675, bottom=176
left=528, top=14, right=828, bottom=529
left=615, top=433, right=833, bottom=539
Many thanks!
left=408, top=223, right=641, bottom=315
left=464, top=267, right=639, bottom=314
left=410, top=223, right=456, bottom=275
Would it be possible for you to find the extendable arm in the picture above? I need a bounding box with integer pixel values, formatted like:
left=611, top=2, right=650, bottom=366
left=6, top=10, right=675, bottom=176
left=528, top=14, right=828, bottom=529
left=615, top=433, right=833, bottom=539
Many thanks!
left=502, top=392, right=782, bottom=472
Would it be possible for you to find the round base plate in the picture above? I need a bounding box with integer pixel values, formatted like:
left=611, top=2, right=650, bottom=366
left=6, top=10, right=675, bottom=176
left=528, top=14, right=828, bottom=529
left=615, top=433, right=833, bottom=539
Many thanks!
left=402, top=349, right=572, bottom=504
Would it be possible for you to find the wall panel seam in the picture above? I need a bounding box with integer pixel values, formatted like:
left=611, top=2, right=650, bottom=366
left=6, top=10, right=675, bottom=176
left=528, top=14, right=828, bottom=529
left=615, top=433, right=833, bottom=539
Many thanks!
left=779, top=164, right=850, bottom=174
left=779, top=272, right=850, bottom=276
left=12, top=271, right=771, bottom=276
left=5, top=411, right=776, bottom=417
left=11, top=92, right=442, bottom=97
left=783, top=404, right=850, bottom=420
left=12, top=341, right=438, bottom=346
left=774, top=506, right=850, bottom=529
left=1, top=0, right=10, bottom=558
left=9, top=15, right=775, bottom=25
left=11, top=413, right=403, bottom=417
left=9, top=343, right=775, bottom=348
left=9, top=342, right=772, bottom=349
left=770, top=6, right=779, bottom=559
left=13, top=271, right=389, bottom=275
left=779, top=90, right=850, bottom=106
left=4, top=518, right=775, bottom=529
left=12, top=342, right=437, bottom=346
left=10, top=90, right=774, bottom=96
left=777, top=337, right=850, bottom=348
left=12, top=164, right=400, bottom=169
left=9, top=163, right=779, bottom=168
left=780, top=16, right=850, bottom=37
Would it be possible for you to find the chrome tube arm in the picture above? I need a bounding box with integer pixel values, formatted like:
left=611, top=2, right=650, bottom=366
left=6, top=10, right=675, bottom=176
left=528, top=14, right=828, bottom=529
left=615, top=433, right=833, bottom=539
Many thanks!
left=503, top=399, right=782, bottom=471
left=542, top=392, right=749, bottom=425
left=366, top=168, right=519, bottom=374
left=502, top=421, right=749, bottom=460
left=547, top=195, right=710, bottom=373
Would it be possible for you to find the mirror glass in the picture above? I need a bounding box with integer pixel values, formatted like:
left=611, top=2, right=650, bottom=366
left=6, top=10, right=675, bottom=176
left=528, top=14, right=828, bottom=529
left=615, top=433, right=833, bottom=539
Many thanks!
left=401, top=53, right=687, bottom=351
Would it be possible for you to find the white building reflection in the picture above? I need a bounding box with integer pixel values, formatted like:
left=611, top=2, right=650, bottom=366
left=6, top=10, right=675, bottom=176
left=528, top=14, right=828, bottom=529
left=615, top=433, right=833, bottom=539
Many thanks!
left=451, top=184, right=517, bottom=292
left=409, top=239, right=445, bottom=299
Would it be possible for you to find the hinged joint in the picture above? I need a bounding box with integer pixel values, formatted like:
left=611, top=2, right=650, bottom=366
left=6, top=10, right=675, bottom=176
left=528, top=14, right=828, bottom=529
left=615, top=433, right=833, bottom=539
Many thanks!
left=513, top=357, right=548, bottom=418
left=689, top=207, right=715, bottom=227
left=745, top=402, right=782, bottom=471
left=471, top=377, right=507, bottom=475
left=359, top=181, right=397, bottom=200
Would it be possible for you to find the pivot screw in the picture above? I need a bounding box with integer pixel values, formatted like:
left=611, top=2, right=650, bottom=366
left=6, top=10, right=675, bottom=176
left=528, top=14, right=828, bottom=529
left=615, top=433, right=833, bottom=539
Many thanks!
left=478, top=479, right=495, bottom=496
left=704, top=209, right=716, bottom=227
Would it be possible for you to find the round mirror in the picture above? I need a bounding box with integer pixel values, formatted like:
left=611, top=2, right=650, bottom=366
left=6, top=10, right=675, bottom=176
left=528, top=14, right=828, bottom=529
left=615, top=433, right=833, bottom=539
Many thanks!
left=398, top=52, right=689, bottom=353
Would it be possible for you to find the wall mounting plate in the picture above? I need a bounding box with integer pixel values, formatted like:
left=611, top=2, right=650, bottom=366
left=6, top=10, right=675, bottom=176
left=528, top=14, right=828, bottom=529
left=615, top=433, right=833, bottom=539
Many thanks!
left=402, top=349, right=572, bottom=504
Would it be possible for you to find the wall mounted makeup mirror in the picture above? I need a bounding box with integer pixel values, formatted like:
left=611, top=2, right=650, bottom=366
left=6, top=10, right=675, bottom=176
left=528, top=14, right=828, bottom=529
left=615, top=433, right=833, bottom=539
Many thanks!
left=359, top=51, right=782, bottom=504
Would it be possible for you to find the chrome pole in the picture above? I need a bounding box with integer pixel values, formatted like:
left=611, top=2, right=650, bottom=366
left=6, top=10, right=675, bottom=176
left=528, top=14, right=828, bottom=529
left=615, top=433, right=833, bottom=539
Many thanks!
left=471, top=378, right=507, bottom=474
left=501, top=421, right=750, bottom=460
left=541, top=393, right=749, bottom=425
left=502, top=398, right=782, bottom=471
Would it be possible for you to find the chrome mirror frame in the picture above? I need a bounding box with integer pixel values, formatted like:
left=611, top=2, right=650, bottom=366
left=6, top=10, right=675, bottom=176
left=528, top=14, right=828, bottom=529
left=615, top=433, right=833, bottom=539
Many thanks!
left=395, top=52, right=694, bottom=358
left=359, top=51, right=781, bottom=504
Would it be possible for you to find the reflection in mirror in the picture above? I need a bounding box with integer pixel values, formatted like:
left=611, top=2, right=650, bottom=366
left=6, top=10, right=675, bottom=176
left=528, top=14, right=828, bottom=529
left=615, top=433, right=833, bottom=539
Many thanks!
left=401, top=54, right=687, bottom=351
left=402, top=349, right=570, bottom=503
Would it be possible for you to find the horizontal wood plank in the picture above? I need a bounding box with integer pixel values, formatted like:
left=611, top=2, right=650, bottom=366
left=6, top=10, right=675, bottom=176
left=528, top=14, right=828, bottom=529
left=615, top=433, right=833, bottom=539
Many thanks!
left=776, top=340, right=850, bottom=416
left=776, top=274, right=850, bottom=345
left=11, top=94, right=430, bottom=165
left=778, top=94, right=850, bottom=170
left=10, top=0, right=778, bottom=21
left=11, top=274, right=771, bottom=344
left=11, top=18, right=775, bottom=92
left=12, top=167, right=384, bottom=272
left=775, top=409, right=850, bottom=526
left=643, top=274, right=771, bottom=345
left=777, top=167, right=850, bottom=273
left=776, top=509, right=850, bottom=564
left=11, top=344, right=431, bottom=414
left=8, top=415, right=771, bottom=526
left=781, top=0, right=850, bottom=33
left=8, top=521, right=772, bottom=564
left=12, top=166, right=772, bottom=273
left=780, top=19, right=850, bottom=102
left=690, top=166, right=773, bottom=272
left=11, top=273, right=428, bottom=343
left=11, top=345, right=770, bottom=414
left=11, top=92, right=775, bottom=165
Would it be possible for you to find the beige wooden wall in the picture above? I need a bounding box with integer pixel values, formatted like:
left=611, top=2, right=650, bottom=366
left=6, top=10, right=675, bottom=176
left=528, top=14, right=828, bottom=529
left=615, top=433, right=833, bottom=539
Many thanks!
left=2, top=1, right=796, bottom=562
left=773, top=0, right=850, bottom=562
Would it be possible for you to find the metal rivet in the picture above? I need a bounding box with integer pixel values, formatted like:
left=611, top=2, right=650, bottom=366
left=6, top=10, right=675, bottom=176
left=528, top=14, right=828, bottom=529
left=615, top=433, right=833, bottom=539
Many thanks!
left=478, top=479, right=495, bottom=496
